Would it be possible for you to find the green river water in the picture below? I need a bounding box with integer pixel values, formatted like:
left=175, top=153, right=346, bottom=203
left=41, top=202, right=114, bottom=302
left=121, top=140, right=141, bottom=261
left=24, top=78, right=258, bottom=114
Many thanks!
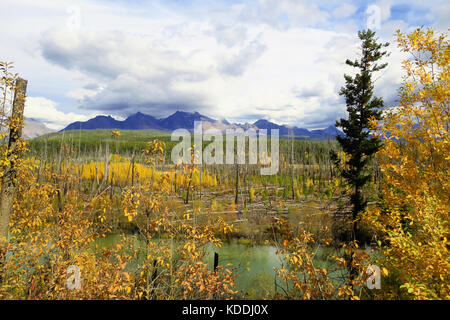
left=94, top=234, right=339, bottom=298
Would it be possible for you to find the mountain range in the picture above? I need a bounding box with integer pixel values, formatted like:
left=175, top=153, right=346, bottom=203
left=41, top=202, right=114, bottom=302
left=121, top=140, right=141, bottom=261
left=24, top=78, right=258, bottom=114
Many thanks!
left=24, top=118, right=54, bottom=139
left=1, top=118, right=54, bottom=140
left=62, top=111, right=343, bottom=139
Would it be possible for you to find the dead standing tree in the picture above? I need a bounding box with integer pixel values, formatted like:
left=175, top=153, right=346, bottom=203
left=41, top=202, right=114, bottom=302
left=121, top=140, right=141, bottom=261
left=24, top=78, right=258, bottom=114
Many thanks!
left=0, top=78, right=27, bottom=276
left=0, top=78, right=27, bottom=240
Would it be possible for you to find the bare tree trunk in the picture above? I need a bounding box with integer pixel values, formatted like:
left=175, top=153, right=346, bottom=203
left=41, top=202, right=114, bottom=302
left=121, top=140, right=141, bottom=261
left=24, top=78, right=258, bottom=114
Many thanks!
left=291, top=130, right=295, bottom=200
left=131, top=151, right=135, bottom=187
left=0, top=78, right=27, bottom=240
left=104, top=142, right=109, bottom=185
left=184, top=168, right=193, bottom=205
left=234, top=163, right=239, bottom=205
left=174, top=165, right=178, bottom=193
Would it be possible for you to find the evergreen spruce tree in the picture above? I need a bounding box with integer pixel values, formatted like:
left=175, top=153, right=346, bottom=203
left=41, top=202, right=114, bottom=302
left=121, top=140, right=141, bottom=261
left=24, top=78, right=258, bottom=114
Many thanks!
left=332, top=29, right=389, bottom=244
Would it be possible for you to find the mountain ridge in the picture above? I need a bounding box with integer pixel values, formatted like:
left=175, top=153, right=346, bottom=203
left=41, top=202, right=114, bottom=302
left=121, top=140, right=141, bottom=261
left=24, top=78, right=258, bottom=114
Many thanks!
left=24, top=118, right=54, bottom=139
left=62, top=111, right=344, bottom=139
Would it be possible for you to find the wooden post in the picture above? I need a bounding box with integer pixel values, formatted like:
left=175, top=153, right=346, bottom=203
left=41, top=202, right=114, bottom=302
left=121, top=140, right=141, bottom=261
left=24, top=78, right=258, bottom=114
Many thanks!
left=0, top=78, right=27, bottom=240
left=150, top=259, right=158, bottom=296
left=213, top=252, right=219, bottom=272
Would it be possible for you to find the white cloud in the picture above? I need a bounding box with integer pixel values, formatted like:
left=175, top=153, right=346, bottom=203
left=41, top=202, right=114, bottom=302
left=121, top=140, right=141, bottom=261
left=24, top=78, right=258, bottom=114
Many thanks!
left=376, top=0, right=393, bottom=22
left=429, top=2, right=450, bottom=30
left=278, top=0, right=330, bottom=26
left=220, top=38, right=267, bottom=76
left=24, top=97, right=93, bottom=130
left=211, top=24, right=248, bottom=47
left=332, top=3, right=358, bottom=19
left=68, top=87, right=102, bottom=100
left=39, top=25, right=356, bottom=127
left=35, top=18, right=407, bottom=128
left=1, top=0, right=448, bottom=130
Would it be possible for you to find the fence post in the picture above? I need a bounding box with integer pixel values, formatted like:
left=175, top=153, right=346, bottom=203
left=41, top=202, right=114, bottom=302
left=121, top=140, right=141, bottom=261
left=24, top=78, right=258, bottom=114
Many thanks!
left=213, top=252, right=219, bottom=272
left=0, top=77, right=27, bottom=241
left=148, top=259, right=158, bottom=299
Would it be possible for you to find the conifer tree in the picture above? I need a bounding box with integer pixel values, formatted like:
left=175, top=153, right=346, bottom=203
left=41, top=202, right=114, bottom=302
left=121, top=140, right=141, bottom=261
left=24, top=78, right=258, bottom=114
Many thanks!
left=332, top=29, right=389, bottom=242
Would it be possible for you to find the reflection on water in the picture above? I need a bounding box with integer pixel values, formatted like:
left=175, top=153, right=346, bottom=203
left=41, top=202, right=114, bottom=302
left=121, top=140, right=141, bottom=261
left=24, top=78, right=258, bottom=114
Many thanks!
left=205, top=241, right=283, bottom=299
left=94, top=234, right=345, bottom=299
left=94, top=234, right=283, bottom=298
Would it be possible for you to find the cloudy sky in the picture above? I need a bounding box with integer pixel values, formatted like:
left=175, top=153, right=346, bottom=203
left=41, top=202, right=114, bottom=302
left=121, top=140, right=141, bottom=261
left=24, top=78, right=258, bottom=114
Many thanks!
left=1, top=0, right=448, bottom=130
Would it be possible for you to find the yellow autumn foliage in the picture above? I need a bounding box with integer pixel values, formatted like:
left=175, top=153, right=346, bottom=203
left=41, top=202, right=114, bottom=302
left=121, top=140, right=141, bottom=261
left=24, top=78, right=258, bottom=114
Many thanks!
left=366, top=28, right=449, bottom=300
left=79, top=154, right=218, bottom=189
